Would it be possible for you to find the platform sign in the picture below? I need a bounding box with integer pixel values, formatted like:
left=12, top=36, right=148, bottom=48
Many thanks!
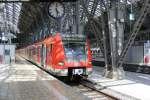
left=144, top=42, right=150, bottom=64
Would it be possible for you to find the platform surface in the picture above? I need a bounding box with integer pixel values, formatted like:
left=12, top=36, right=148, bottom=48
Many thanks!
left=88, top=66, right=150, bottom=100
left=0, top=55, right=88, bottom=100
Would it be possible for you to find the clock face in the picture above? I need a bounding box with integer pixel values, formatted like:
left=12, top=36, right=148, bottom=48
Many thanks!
left=48, top=2, right=65, bottom=19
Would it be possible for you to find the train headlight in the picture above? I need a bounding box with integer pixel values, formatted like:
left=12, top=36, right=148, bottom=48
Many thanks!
left=58, top=61, right=64, bottom=66
left=88, top=61, right=92, bottom=64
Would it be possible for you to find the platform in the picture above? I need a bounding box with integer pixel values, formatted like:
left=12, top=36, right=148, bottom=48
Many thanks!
left=0, top=55, right=89, bottom=100
left=88, top=66, right=150, bottom=100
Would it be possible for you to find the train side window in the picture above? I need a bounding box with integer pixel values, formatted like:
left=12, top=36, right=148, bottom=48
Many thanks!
left=50, top=44, right=53, bottom=52
left=46, top=44, right=53, bottom=54
left=35, top=48, right=37, bottom=55
left=46, top=46, right=50, bottom=53
left=33, top=49, right=34, bottom=54
left=34, top=48, right=37, bottom=55
left=37, top=47, right=39, bottom=55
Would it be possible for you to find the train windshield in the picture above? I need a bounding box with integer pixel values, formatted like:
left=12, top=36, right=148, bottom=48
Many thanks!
left=64, top=43, right=87, bottom=62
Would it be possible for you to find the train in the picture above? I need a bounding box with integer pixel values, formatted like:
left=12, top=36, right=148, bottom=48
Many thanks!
left=17, top=32, right=93, bottom=80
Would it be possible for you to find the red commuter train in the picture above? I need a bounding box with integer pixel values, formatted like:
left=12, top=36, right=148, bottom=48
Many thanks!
left=18, top=33, right=92, bottom=79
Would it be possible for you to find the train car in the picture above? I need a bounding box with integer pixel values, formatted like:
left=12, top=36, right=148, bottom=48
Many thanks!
left=18, top=33, right=92, bottom=79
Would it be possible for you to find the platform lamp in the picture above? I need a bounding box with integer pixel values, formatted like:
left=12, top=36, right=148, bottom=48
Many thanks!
left=129, top=0, right=135, bottom=21
left=129, top=1, right=135, bottom=35
left=129, top=12, right=135, bottom=21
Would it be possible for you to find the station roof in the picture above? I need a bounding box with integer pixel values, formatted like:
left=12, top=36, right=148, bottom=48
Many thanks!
left=0, top=0, right=144, bottom=36
left=0, top=2, right=21, bottom=33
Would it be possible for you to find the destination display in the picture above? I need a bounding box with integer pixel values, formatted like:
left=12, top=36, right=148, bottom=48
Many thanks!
left=61, top=34, right=86, bottom=42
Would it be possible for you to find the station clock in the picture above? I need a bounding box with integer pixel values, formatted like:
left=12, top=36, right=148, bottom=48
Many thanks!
left=48, top=2, right=65, bottom=19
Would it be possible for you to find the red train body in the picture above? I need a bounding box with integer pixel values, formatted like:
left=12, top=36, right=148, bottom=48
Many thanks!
left=18, top=33, right=92, bottom=78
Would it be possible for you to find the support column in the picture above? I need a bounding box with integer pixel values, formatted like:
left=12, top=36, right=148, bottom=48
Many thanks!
left=72, top=1, right=80, bottom=34
left=116, top=3, right=125, bottom=79
left=75, top=0, right=80, bottom=34
left=107, top=0, right=125, bottom=79
left=102, top=12, right=112, bottom=78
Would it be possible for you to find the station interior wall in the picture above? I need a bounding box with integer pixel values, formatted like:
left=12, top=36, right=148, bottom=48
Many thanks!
left=124, top=46, right=144, bottom=64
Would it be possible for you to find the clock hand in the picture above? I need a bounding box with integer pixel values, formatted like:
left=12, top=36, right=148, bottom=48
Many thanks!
left=56, top=8, right=59, bottom=16
left=55, top=3, right=59, bottom=16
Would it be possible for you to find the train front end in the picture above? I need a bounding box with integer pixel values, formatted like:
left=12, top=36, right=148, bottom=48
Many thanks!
left=60, top=34, right=92, bottom=78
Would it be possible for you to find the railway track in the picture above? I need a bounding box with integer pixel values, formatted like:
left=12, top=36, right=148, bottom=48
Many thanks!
left=67, top=79, right=117, bottom=100
left=72, top=84, right=115, bottom=100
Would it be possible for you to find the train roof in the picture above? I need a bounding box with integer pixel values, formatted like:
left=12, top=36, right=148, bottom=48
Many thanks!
left=24, top=33, right=87, bottom=48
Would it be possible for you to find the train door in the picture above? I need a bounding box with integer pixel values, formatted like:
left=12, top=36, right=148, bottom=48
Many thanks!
left=41, top=44, right=46, bottom=67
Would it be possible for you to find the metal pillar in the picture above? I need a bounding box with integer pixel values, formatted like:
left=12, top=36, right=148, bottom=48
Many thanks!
left=72, top=1, right=80, bottom=34
left=116, top=3, right=125, bottom=79
left=76, top=1, right=80, bottom=34
left=103, top=21, right=113, bottom=77
left=98, top=1, right=112, bottom=77
left=73, top=1, right=80, bottom=34
left=107, top=0, right=125, bottom=79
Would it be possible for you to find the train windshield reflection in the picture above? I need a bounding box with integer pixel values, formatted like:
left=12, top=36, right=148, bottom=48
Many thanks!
left=64, top=43, right=87, bottom=62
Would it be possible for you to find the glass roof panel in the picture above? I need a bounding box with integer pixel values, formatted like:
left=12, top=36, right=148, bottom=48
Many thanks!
left=0, top=3, right=22, bottom=33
